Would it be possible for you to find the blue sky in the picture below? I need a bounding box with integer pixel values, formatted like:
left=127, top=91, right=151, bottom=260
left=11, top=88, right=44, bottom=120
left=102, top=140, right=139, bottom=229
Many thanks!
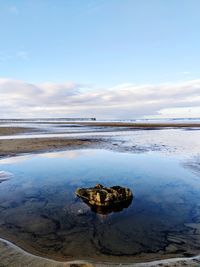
left=0, top=0, right=200, bottom=118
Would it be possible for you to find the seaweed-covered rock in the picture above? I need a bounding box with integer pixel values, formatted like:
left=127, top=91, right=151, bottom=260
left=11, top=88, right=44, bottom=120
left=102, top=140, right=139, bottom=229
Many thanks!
left=75, top=184, right=133, bottom=208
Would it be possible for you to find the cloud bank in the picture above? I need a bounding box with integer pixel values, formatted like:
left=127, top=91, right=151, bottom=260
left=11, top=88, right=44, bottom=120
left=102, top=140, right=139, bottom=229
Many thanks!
left=0, top=78, right=200, bottom=119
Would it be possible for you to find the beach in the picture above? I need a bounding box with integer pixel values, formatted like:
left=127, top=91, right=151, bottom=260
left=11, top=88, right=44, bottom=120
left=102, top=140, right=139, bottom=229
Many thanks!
left=0, top=121, right=200, bottom=267
left=0, top=121, right=200, bottom=156
left=0, top=137, right=100, bottom=157
left=0, top=126, right=37, bottom=136
left=2, top=0, right=200, bottom=265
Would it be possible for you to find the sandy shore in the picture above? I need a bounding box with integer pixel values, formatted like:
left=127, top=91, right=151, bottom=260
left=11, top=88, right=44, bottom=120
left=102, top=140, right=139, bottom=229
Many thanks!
left=0, top=126, right=37, bottom=136
left=0, top=125, right=200, bottom=266
left=58, top=121, right=200, bottom=128
left=0, top=137, right=101, bottom=157
left=1, top=122, right=200, bottom=133
left=0, top=237, right=200, bottom=267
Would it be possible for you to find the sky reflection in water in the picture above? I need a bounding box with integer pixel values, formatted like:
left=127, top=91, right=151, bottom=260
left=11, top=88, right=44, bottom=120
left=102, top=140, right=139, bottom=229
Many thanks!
left=0, top=149, right=200, bottom=261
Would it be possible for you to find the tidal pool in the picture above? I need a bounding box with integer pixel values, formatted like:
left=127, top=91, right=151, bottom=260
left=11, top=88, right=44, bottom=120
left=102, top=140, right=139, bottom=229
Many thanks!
left=0, top=149, right=200, bottom=263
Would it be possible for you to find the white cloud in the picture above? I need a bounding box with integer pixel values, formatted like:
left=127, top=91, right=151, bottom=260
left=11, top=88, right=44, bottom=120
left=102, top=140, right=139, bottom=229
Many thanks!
left=0, top=78, right=199, bottom=119
left=152, top=106, right=200, bottom=119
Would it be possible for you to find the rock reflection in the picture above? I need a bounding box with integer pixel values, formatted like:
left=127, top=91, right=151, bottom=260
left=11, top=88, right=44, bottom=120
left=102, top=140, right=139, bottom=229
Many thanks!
left=85, top=197, right=133, bottom=215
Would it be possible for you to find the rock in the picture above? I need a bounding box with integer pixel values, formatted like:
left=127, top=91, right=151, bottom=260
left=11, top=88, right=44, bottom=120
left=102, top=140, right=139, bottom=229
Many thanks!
left=75, top=184, right=133, bottom=209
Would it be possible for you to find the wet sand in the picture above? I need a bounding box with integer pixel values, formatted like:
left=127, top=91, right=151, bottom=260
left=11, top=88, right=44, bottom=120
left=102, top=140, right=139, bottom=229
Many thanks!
left=0, top=126, right=37, bottom=136
left=1, top=122, right=200, bottom=130
left=0, top=237, right=200, bottom=267
left=57, top=121, right=200, bottom=128
left=0, top=121, right=199, bottom=157
left=0, top=124, right=200, bottom=266
left=0, top=137, right=101, bottom=157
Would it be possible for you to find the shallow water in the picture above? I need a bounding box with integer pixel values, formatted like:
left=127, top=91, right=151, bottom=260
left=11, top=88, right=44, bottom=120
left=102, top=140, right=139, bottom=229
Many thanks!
left=0, top=148, right=200, bottom=262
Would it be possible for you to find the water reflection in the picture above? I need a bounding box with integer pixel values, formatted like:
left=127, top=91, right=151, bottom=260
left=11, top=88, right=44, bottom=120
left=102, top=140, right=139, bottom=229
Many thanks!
left=0, top=149, right=200, bottom=262
left=76, top=184, right=133, bottom=215
left=84, top=197, right=133, bottom=215
left=0, top=171, right=13, bottom=183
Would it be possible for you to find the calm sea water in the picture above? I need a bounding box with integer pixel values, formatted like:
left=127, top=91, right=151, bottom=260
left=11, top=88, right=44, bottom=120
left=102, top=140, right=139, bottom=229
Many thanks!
left=0, top=148, right=200, bottom=262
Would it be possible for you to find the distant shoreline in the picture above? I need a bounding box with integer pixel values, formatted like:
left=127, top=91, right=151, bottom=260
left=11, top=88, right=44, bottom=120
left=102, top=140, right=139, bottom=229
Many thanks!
left=54, top=121, right=200, bottom=128
left=1, top=121, right=200, bottom=129
left=0, top=122, right=200, bottom=157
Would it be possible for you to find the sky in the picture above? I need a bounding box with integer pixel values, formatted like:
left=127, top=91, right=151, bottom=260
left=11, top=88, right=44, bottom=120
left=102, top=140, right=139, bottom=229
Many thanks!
left=0, top=0, right=200, bottom=119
